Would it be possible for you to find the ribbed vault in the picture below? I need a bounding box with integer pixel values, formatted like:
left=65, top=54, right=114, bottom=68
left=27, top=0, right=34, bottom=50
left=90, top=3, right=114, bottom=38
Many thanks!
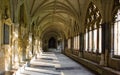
left=23, top=0, right=81, bottom=40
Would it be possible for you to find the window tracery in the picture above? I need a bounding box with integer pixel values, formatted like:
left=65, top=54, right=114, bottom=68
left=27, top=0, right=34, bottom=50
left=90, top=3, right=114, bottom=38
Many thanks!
left=84, top=3, right=102, bottom=53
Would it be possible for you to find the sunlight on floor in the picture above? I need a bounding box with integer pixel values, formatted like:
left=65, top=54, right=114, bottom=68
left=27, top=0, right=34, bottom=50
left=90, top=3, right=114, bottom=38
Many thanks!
left=13, top=52, right=95, bottom=75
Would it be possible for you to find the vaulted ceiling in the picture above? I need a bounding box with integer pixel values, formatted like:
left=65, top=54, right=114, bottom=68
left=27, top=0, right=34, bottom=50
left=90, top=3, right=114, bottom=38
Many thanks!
left=23, top=0, right=81, bottom=40
left=1, top=0, right=114, bottom=41
left=10, top=0, right=113, bottom=41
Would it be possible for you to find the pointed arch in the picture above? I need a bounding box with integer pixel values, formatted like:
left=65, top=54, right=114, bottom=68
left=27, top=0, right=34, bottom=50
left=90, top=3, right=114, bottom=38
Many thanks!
left=84, top=2, right=103, bottom=54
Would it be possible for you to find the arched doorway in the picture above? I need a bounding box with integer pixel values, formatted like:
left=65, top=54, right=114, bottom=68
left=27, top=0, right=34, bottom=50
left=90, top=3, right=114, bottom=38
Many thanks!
left=48, top=37, right=56, bottom=48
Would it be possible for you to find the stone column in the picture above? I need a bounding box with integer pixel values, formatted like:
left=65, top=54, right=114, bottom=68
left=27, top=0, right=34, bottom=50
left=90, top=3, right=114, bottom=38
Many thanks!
left=100, top=23, right=105, bottom=66
left=35, top=37, right=39, bottom=59
left=71, top=37, right=73, bottom=54
left=0, top=12, right=5, bottom=71
left=61, top=39, right=64, bottom=53
left=4, top=25, right=12, bottom=71
left=22, top=47, right=26, bottom=61
left=63, top=38, right=67, bottom=53
left=18, top=26, right=28, bottom=62
left=104, top=23, right=111, bottom=66
left=5, top=46, right=12, bottom=71
left=79, top=33, right=84, bottom=58
left=100, top=23, right=110, bottom=66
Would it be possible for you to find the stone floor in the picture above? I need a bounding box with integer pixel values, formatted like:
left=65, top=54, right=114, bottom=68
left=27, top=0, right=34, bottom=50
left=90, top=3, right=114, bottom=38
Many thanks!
left=13, top=52, right=95, bottom=75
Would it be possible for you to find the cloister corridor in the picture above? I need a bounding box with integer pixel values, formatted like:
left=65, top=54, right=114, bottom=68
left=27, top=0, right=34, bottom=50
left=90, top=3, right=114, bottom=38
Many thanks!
left=13, top=52, right=95, bottom=75
left=0, top=0, right=120, bottom=75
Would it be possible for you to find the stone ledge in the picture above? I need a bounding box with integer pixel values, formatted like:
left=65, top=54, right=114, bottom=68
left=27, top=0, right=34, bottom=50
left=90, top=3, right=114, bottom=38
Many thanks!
left=65, top=52, right=120, bottom=75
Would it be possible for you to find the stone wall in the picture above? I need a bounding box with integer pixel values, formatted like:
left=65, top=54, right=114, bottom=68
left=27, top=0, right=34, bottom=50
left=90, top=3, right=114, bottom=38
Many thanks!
left=64, top=52, right=120, bottom=75
left=0, top=49, right=5, bottom=71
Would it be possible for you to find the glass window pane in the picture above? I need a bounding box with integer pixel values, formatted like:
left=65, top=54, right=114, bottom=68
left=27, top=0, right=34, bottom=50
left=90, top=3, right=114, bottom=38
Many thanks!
left=99, top=27, right=102, bottom=53
left=118, top=21, right=120, bottom=55
left=85, top=31, right=88, bottom=51
left=68, top=39, right=71, bottom=49
left=75, top=37, right=77, bottom=49
left=74, top=37, right=75, bottom=49
left=78, top=36, right=80, bottom=50
left=93, top=29, right=97, bottom=52
left=68, top=39, right=69, bottom=48
left=73, top=38, right=75, bottom=49
left=77, top=36, right=78, bottom=49
left=89, top=31, right=92, bottom=51
left=114, top=22, right=117, bottom=52
left=114, top=23, right=117, bottom=55
left=76, top=36, right=77, bottom=49
left=77, top=36, right=78, bottom=50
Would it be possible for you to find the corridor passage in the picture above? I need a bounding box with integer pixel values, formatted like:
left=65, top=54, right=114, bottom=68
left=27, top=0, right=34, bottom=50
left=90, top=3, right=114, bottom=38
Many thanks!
left=14, top=52, right=95, bottom=75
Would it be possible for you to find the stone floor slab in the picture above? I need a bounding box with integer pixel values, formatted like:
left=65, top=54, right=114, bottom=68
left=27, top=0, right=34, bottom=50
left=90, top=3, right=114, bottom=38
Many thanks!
left=13, top=52, right=95, bottom=75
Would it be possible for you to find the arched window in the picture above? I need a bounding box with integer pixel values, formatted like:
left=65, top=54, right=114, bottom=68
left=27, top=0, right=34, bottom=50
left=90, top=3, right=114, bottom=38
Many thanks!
left=73, top=35, right=80, bottom=50
left=113, top=9, right=120, bottom=56
left=73, top=21, right=80, bottom=50
left=111, top=0, right=120, bottom=57
left=84, top=3, right=102, bottom=53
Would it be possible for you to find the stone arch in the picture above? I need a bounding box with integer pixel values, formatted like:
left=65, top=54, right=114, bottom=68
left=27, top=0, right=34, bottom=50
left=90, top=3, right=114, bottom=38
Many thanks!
left=84, top=2, right=103, bottom=29
left=48, top=37, right=57, bottom=48
left=111, top=0, right=120, bottom=22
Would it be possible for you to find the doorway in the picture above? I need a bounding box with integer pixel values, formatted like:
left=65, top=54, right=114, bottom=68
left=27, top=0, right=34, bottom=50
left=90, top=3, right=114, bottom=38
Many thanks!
left=48, top=37, right=56, bottom=48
